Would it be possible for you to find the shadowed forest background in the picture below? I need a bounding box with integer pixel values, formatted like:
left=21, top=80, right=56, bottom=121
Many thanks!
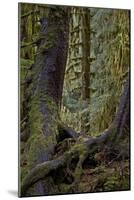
left=19, top=3, right=130, bottom=197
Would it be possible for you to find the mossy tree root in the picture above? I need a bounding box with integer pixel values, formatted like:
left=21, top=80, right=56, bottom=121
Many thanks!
left=20, top=126, right=118, bottom=196
left=21, top=77, right=129, bottom=196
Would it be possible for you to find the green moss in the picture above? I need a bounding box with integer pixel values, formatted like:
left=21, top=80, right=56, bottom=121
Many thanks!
left=74, top=167, right=83, bottom=180
left=28, top=96, right=43, bottom=134
left=39, top=27, right=58, bottom=52
left=73, top=142, right=87, bottom=154
left=20, top=58, right=34, bottom=67
left=58, top=184, right=72, bottom=194
left=21, top=94, right=59, bottom=182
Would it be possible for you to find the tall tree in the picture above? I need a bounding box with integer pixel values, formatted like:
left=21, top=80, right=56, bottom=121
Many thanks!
left=81, top=8, right=90, bottom=133
left=81, top=8, right=90, bottom=100
left=20, top=5, right=70, bottom=196
left=62, top=7, right=91, bottom=134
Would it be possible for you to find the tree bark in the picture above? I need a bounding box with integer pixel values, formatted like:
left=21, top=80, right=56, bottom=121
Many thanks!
left=81, top=9, right=90, bottom=133
left=20, top=7, right=70, bottom=196
left=81, top=8, right=90, bottom=100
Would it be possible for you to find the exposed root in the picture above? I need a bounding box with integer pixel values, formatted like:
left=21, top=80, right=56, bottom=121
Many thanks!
left=57, top=123, right=80, bottom=142
left=21, top=126, right=117, bottom=196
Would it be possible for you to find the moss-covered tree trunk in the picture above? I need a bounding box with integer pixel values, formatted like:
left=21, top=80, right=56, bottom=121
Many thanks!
left=20, top=6, right=69, bottom=196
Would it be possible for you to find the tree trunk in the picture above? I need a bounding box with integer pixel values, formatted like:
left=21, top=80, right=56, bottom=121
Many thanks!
left=20, top=6, right=70, bottom=196
left=81, top=8, right=90, bottom=100
left=81, top=8, right=90, bottom=133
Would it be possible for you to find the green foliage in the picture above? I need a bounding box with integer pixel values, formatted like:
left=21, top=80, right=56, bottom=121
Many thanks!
left=89, top=9, right=130, bottom=135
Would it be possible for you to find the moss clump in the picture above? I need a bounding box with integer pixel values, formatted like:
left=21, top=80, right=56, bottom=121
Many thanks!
left=29, top=96, right=57, bottom=161
left=21, top=95, right=59, bottom=182
left=74, top=167, right=83, bottom=181
left=58, top=184, right=72, bottom=194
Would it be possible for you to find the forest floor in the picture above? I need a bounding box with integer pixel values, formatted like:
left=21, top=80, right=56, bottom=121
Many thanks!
left=56, top=159, right=130, bottom=194
left=53, top=143, right=130, bottom=194
left=78, top=160, right=129, bottom=193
